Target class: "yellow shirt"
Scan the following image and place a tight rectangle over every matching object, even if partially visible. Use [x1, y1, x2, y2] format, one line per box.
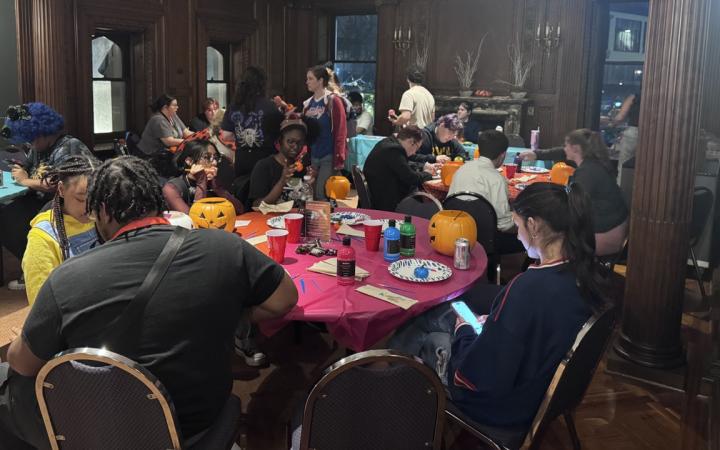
[22, 210, 97, 305]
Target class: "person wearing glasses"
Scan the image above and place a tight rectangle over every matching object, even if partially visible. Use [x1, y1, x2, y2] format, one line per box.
[162, 139, 243, 214]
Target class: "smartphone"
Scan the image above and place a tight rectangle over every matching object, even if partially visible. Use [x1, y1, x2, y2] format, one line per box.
[451, 301, 484, 335]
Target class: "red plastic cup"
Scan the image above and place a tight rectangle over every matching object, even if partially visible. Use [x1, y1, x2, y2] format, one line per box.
[504, 163, 517, 179]
[363, 220, 382, 252]
[284, 213, 303, 243]
[266, 229, 289, 263]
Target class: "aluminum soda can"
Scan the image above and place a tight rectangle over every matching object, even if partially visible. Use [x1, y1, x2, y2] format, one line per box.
[454, 238, 471, 270]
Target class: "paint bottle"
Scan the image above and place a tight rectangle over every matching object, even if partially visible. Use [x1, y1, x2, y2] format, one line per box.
[399, 215, 416, 257]
[383, 219, 401, 262]
[337, 237, 356, 285]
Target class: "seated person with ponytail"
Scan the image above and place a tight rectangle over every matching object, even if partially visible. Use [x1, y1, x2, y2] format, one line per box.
[22, 156, 100, 305]
[162, 139, 243, 215]
[389, 182, 606, 428]
[248, 113, 317, 207]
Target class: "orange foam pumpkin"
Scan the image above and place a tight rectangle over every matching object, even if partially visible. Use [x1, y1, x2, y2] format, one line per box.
[550, 162, 576, 186]
[325, 175, 351, 199]
[441, 161, 464, 187]
[189, 197, 236, 232]
[428, 210, 477, 256]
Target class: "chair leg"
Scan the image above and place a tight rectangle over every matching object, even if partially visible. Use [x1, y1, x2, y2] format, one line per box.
[690, 248, 708, 299]
[564, 412, 581, 450]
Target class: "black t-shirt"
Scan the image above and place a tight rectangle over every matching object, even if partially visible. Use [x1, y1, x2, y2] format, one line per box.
[23, 225, 285, 438]
[410, 125, 468, 164]
[571, 159, 628, 232]
[248, 154, 309, 205]
[221, 97, 280, 176]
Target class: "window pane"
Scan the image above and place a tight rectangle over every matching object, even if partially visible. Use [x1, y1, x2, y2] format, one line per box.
[207, 47, 225, 81]
[93, 81, 126, 133]
[207, 83, 228, 109]
[92, 36, 123, 78]
[334, 15, 377, 62]
[614, 19, 642, 52]
[335, 63, 376, 115]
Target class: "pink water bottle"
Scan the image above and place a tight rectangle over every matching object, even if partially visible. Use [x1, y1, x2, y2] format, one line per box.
[337, 237, 356, 286]
[531, 128, 540, 151]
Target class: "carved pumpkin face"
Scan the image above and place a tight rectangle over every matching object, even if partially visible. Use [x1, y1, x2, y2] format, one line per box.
[428, 210, 477, 256]
[188, 197, 236, 232]
[325, 176, 351, 200]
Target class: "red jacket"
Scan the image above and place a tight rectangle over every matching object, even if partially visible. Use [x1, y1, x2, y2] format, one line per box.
[303, 92, 348, 170]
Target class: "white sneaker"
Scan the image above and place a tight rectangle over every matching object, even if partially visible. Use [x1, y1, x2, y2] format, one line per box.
[7, 277, 25, 290]
[234, 337, 267, 367]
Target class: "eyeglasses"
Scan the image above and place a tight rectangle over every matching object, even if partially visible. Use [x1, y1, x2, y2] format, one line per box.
[199, 154, 221, 163]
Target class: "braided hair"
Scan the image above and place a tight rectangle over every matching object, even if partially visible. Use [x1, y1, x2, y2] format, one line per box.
[42, 156, 100, 261]
[87, 156, 165, 226]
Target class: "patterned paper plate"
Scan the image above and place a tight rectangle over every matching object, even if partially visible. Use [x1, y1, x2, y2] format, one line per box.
[267, 215, 289, 229]
[388, 259, 453, 283]
[522, 166, 550, 174]
[331, 211, 371, 225]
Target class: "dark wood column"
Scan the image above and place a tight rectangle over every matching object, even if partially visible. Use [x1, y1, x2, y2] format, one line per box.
[14, 0, 34, 103]
[31, 0, 70, 120]
[614, 0, 711, 368]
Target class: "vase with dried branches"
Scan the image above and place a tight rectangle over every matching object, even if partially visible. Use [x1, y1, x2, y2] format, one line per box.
[498, 35, 533, 98]
[453, 33, 487, 97]
[414, 31, 431, 71]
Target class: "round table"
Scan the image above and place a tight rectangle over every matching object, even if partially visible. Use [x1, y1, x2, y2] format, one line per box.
[423, 171, 552, 202]
[236, 208, 488, 351]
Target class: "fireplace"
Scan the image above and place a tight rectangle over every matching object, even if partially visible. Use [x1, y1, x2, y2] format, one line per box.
[434, 95, 531, 144]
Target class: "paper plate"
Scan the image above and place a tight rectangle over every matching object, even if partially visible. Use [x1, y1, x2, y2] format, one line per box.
[388, 259, 453, 283]
[267, 215, 288, 229]
[521, 166, 550, 174]
[331, 211, 371, 225]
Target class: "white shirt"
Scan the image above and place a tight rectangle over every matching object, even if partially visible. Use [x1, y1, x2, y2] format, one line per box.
[398, 85, 435, 129]
[448, 157, 514, 231]
[356, 110, 374, 135]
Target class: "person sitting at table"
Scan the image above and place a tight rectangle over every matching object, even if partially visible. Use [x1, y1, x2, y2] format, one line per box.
[189, 97, 219, 132]
[0, 102, 93, 291]
[22, 156, 100, 305]
[448, 130, 524, 254]
[348, 91, 374, 135]
[162, 139, 243, 215]
[564, 129, 628, 256]
[410, 114, 468, 166]
[136, 94, 193, 177]
[389, 182, 605, 429]
[0, 156, 298, 449]
[248, 113, 317, 207]
[363, 125, 435, 212]
[457, 101, 482, 144]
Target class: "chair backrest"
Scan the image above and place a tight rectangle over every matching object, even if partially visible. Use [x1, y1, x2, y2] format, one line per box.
[36, 347, 181, 450]
[690, 187, 714, 245]
[396, 191, 444, 219]
[299, 349, 446, 450]
[351, 164, 373, 209]
[443, 191, 498, 255]
[124, 131, 142, 156]
[524, 307, 618, 448]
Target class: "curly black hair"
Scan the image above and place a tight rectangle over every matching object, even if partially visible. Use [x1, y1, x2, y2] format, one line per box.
[87, 156, 165, 225]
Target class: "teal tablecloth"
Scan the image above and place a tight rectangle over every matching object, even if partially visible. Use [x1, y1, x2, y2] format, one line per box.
[0, 171, 29, 204]
[346, 135, 384, 172]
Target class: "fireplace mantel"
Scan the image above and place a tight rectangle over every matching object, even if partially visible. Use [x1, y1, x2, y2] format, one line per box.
[434, 95, 532, 140]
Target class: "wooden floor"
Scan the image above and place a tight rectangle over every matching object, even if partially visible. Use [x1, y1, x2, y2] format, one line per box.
[1, 237, 714, 450]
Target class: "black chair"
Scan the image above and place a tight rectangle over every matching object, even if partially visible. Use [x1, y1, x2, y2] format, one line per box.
[351, 165, 372, 209]
[124, 131, 142, 156]
[36, 347, 241, 450]
[395, 191, 443, 219]
[690, 187, 714, 299]
[446, 307, 618, 450]
[597, 238, 629, 271]
[293, 349, 446, 450]
[443, 191, 501, 283]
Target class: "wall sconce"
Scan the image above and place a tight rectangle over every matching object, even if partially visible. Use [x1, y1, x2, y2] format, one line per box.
[392, 26, 413, 52]
[535, 22, 560, 53]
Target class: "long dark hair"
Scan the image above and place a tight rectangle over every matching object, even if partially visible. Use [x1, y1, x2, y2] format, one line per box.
[512, 182, 606, 309]
[174, 139, 217, 171]
[231, 66, 267, 114]
[566, 128, 615, 175]
[150, 94, 176, 113]
[42, 156, 100, 261]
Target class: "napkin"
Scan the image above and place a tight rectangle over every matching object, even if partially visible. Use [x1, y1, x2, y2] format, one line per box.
[307, 258, 370, 280]
[254, 200, 294, 215]
[235, 219, 251, 228]
[336, 224, 365, 238]
[246, 235, 268, 246]
[356, 285, 418, 310]
[511, 175, 537, 183]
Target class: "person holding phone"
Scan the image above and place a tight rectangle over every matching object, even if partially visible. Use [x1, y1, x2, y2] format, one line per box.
[389, 182, 608, 428]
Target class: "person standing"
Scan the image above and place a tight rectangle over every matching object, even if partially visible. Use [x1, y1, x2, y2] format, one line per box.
[389, 65, 435, 129]
[303, 65, 348, 200]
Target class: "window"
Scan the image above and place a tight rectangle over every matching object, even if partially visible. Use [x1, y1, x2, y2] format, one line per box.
[614, 18, 642, 53]
[92, 34, 128, 134]
[333, 15, 378, 115]
[207, 45, 228, 108]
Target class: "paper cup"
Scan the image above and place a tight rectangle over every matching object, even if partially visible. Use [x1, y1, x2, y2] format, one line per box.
[363, 220, 383, 252]
[266, 229, 289, 263]
[284, 213, 304, 243]
[504, 163, 517, 179]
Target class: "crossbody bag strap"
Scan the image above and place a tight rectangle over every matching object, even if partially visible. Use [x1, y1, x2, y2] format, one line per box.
[100, 227, 189, 352]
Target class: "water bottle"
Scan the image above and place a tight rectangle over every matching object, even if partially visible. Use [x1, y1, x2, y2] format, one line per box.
[531, 128, 540, 151]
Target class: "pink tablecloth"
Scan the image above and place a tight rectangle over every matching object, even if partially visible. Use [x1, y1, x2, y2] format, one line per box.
[255, 208, 488, 351]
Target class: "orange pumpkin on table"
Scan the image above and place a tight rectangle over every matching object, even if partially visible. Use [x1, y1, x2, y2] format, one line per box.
[189, 197, 236, 232]
[441, 161, 464, 187]
[325, 176, 351, 200]
[550, 162, 576, 186]
[428, 210, 477, 256]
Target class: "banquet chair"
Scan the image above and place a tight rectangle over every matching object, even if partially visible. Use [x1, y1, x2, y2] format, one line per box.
[443, 191, 501, 283]
[395, 191, 443, 219]
[445, 307, 617, 450]
[351, 164, 373, 209]
[690, 187, 714, 300]
[293, 349, 445, 450]
[36, 347, 242, 450]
